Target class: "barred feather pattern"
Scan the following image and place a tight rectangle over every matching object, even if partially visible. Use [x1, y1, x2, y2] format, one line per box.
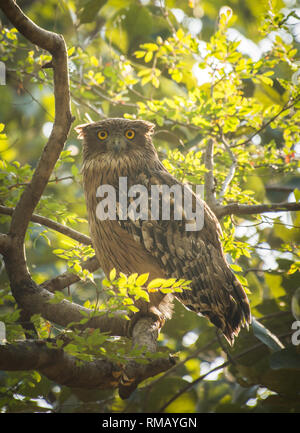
[78, 118, 251, 344]
[118, 170, 251, 344]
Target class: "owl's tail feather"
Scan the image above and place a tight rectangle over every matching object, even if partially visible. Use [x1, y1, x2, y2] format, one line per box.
[208, 273, 251, 345]
[176, 263, 251, 345]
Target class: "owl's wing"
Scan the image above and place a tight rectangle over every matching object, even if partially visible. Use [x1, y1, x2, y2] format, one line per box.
[117, 168, 251, 344]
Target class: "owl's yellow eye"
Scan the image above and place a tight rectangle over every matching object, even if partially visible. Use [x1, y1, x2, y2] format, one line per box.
[125, 129, 135, 140]
[97, 130, 108, 140]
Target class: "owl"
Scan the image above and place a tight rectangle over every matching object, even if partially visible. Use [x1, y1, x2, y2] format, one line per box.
[76, 118, 251, 344]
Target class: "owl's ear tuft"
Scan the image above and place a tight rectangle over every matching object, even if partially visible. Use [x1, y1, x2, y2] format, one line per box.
[143, 121, 155, 135]
[75, 123, 90, 139]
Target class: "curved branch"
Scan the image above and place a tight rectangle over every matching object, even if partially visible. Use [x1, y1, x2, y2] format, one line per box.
[0, 0, 73, 273]
[0, 1, 74, 342]
[42, 256, 100, 292]
[1, 270, 129, 337]
[0, 339, 175, 391]
[0, 340, 122, 389]
[0, 205, 92, 246]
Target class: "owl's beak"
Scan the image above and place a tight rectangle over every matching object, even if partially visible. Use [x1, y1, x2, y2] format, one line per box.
[112, 136, 127, 153]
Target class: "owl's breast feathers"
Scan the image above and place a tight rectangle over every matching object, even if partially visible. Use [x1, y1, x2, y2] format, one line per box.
[82, 155, 251, 344]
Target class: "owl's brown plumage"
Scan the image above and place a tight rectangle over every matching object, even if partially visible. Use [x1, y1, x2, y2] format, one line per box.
[77, 118, 251, 344]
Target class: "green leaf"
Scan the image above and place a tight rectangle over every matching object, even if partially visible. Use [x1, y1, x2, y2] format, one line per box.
[144, 51, 153, 63]
[134, 50, 146, 59]
[128, 273, 138, 285]
[230, 264, 243, 272]
[176, 28, 184, 40]
[147, 278, 166, 289]
[161, 278, 177, 288]
[109, 268, 116, 281]
[136, 273, 149, 286]
[48, 291, 68, 304]
[67, 47, 75, 57]
[294, 188, 300, 203]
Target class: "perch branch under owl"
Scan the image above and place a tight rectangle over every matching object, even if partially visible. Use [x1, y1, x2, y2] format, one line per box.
[0, 0, 299, 402]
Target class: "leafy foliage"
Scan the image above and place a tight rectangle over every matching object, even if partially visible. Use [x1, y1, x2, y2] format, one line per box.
[1, 0, 300, 413]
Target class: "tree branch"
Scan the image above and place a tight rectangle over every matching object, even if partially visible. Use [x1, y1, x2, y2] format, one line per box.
[2, 264, 130, 336]
[204, 138, 218, 210]
[0, 205, 92, 246]
[232, 94, 300, 148]
[216, 201, 300, 218]
[42, 256, 100, 292]
[0, 0, 73, 283]
[0, 338, 175, 392]
[265, 185, 295, 193]
[218, 134, 238, 201]
[0, 340, 122, 389]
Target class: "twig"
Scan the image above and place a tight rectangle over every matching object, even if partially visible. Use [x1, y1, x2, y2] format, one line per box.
[157, 339, 269, 413]
[265, 185, 295, 193]
[158, 359, 230, 412]
[0, 205, 92, 246]
[140, 337, 218, 394]
[204, 138, 218, 210]
[231, 95, 300, 148]
[216, 201, 300, 218]
[42, 255, 99, 292]
[244, 268, 287, 274]
[218, 133, 238, 201]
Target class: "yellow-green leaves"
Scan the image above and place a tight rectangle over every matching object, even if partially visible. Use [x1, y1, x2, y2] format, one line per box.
[137, 67, 161, 88]
[109, 268, 116, 281]
[136, 273, 149, 286]
[52, 243, 95, 283]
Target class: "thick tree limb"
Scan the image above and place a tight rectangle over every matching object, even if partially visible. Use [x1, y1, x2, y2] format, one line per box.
[0, 339, 174, 391]
[0, 340, 122, 389]
[1, 262, 129, 337]
[0, 205, 92, 246]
